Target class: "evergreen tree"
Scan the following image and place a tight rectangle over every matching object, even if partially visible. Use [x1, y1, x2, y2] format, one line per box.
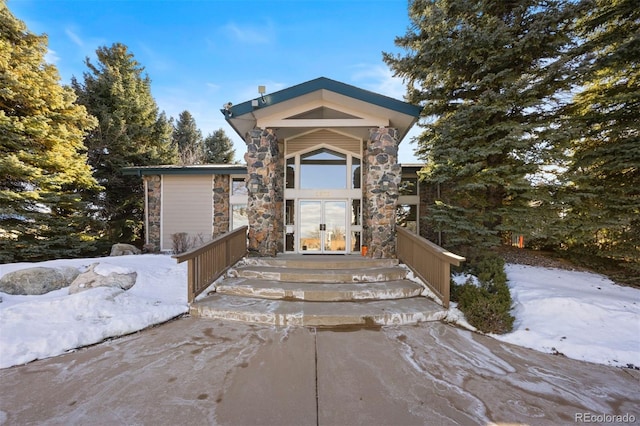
[203, 129, 235, 164]
[0, 2, 100, 262]
[562, 0, 639, 263]
[173, 110, 204, 165]
[384, 0, 577, 251]
[72, 43, 177, 244]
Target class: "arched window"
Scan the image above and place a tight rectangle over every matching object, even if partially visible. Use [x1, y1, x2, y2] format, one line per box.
[300, 148, 347, 189]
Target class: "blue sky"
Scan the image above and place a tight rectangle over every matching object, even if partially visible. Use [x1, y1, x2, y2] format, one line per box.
[9, 0, 421, 162]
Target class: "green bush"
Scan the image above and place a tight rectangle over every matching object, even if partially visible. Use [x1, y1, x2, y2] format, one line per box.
[451, 254, 514, 334]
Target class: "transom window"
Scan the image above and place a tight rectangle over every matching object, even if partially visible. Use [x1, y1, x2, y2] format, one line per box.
[300, 148, 347, 189]
[286, 147, 361, 190]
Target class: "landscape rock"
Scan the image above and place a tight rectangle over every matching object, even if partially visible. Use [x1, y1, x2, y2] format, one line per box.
[0, 266, 80, 295]
[69, 263, 137, 294]
[110, 243, 141, 256]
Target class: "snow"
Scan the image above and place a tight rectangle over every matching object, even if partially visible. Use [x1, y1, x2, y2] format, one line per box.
[1, 255, 638, 370]
[0, 255, 188, 369]
[493, 264, 640, 369]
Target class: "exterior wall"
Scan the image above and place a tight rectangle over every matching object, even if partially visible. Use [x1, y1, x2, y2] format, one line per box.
[144, 175, 162, 252]
[161, 175, 214, 251]
[362, 127, 400, 258]
[213, 175, 230, 237]
[245, 128, 281, 256]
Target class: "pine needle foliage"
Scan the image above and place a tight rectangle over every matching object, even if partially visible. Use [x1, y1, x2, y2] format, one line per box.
[562, 0, 639, 266]
[0, 2, 101, 262]
[173, 110, 204, 165]
[384, 0, 578, 252]
[203, 129, 235, 164]
[72, 43, 177, 244]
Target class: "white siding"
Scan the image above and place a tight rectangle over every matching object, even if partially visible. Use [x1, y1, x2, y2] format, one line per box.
[161, 175, 213, 251]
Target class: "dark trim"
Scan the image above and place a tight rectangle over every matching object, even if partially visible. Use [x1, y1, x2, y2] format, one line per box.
[122, 165, 248, 176]
[223, 77, 422, 119]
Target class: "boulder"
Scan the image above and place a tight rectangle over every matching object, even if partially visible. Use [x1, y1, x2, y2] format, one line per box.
[69, 263, 137, 294]
[110, 243, 141, 256]
[0, 266, 80, 295]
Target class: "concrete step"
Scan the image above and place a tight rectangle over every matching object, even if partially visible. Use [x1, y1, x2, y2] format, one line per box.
[230, 265, 408, 283]
[245, 256, 399, 269]
[216, 278, 424, 302]
[190, 294, 446, 327]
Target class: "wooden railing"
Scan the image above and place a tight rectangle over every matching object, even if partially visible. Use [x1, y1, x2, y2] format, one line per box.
[396, 227, 465, 308]
[173, 226, 248, 303]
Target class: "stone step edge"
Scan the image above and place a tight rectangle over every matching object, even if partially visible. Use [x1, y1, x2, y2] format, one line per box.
[229, 266, 408, 283]
[190, 304, 447, 327]
[215, 279, 424, 302]
[243, 257, 399, 269]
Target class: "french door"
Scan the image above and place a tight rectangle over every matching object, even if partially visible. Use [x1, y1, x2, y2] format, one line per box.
[299, 200, 347, 253]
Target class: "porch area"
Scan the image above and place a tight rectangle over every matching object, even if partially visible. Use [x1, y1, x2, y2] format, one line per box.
[173, 226, 465, 327]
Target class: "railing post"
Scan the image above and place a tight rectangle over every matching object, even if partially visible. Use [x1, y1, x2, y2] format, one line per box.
[441, 263, 450, 308]
[187, 260, 195, 303]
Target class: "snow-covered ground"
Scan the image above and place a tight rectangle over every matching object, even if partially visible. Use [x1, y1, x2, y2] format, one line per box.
[1, 254, 638, 369]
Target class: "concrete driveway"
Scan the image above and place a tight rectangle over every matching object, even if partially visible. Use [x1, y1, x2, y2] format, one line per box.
[0, 317, 638, 425]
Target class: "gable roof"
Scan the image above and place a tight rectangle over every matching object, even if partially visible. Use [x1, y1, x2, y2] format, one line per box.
[222, 77, 421, 142]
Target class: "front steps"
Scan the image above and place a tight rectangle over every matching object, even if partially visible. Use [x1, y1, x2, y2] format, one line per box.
[190, 255, 446, 327]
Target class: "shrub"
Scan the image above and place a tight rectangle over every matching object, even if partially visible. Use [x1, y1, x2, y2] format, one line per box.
[171, 232, 189, 254]
[451, 253, 515, 334]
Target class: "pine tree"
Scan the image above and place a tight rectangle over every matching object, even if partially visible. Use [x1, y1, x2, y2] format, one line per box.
[173, 110, 204, 165]
[203, 129, 235, 164]
[384, 0, 577, 251]
[563, 0, 639, 264]
[0, 2, 101, 262]
[72, 43, 177, 243]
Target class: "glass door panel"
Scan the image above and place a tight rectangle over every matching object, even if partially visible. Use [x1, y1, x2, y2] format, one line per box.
[298, 200, 347, 253]
[299, 201, 322, 252]
[324, 201, 346, 252]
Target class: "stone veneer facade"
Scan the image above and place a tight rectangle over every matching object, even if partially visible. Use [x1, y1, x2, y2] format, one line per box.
[244, 128, 283, 256]
[144, 175, 162, 252]
[362, 127, 401, 258]
[143, 127, 402, 258]
[212, 175, 230, 237]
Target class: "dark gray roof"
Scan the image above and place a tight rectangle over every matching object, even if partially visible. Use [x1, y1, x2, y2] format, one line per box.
[122, 164, 247, 176]
[222, 76, 422, 119]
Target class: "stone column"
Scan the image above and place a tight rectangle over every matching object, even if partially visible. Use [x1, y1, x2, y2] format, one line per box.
[362, 127, 401, 258]
[144, 175, 161, 252]
[244, 128, 280, 256]
[213, 174, 230, 237]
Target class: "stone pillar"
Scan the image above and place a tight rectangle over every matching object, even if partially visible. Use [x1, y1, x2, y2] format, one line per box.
[144, 175, 161, 252]
[213, 174, 230, 237]
[362, 127, 401, 258]
[244, 128, 280, 256]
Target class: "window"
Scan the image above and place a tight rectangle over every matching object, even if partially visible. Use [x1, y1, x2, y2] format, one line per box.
[396, 204, 417, 233]
[232, 204, 248, 229]
[232, 177, 247, 196]
[286, 157, 295, 189]
[300, 148, 347, 189]
[399, 177, 418, 196]
[352, 158, 361, 189]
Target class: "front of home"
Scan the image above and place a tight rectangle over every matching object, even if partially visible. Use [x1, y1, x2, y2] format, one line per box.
[124, 77, 427, 257]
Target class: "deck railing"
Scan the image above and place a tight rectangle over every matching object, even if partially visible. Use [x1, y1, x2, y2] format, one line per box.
[173, 226, 248, 303]
[396, 227, 465, 308]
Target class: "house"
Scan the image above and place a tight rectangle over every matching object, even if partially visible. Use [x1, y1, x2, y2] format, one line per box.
[123, 77, 425, 257]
